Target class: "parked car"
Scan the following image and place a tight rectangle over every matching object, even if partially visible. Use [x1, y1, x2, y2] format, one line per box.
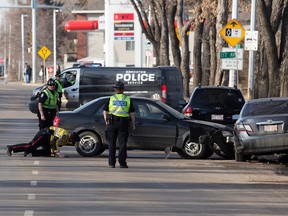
[182, 85, 245, 158]
[234, 97, 288, 162]
[182, 85, 245, 126]
[54, 96, 234, 159]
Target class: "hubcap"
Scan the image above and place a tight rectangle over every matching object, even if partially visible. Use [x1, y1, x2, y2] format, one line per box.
[79, 136, 97, 153]
[185, 142, 202, 156]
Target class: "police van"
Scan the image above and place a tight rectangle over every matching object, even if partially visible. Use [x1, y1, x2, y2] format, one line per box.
[29, 66, 185, 112]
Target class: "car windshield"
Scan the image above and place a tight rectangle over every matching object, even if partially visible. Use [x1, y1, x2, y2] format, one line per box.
[192, 88, 244, 109]
[241, 99, 288, 117]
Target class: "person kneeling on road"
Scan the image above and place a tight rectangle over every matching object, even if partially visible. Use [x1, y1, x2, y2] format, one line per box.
[6, 126, 80, 158]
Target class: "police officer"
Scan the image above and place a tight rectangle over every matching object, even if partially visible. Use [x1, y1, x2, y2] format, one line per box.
[54, 73, 63, 111]
[68, 74, 76, 86]
[103, 81, 135, 168]
[38, 78, 58, 129]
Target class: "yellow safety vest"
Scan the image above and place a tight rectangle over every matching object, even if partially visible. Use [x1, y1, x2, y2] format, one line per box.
[49, 126, 71, 153]
[54, 79, 63, 94]
[43, 89, 58, 109]
[108, 94, 130, 117]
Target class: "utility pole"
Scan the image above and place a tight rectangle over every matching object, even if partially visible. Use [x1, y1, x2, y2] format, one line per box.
[21, 14, 28, 82]
[31, 0, 37, 84]
[53, 9, 61, 73]
[228, 0, 238, 87]
[248, 0, 256, 99]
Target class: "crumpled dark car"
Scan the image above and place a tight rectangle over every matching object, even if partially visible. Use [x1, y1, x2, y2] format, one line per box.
[54, 96, 235, 159]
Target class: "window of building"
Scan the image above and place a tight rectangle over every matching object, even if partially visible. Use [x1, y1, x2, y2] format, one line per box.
[126, 41, 135, 51]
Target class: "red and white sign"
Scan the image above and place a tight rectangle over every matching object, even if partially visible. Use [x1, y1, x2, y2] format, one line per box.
[47, 66, 54, 79]
[114, 13, 134, 20]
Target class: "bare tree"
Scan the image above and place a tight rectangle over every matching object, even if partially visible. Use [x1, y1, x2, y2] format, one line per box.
[255, 0, 288, 97]
[130, 0, 171, 66]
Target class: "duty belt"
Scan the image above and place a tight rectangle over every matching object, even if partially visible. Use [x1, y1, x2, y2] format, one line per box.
[113, 115, 129, 121]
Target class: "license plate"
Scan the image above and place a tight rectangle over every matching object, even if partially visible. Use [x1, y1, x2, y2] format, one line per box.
[264, 125, 278, 132]
[211, 114, 224, 121]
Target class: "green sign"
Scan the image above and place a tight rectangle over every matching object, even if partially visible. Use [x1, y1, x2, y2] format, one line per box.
[220, 51, 236, 59]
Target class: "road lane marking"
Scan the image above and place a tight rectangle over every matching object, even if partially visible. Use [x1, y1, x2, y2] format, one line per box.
[34, 161, 39, 165]
[30, 181, 37, 186]
[27, 194, 36, 200]
[24, 210, 34, 216]
[32, 170, 38, 175]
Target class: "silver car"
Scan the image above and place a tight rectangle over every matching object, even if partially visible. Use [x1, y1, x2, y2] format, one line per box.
[234, 97, 288, 162]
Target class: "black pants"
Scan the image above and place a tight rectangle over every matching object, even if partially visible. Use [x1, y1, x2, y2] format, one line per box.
[57, 93, 62, 111]
[38, 108, 56, 130]
[106, 119, 129, 166]
[10, 131, 51, 157]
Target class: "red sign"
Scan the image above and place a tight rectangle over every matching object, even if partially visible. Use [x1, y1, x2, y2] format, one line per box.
[114, 32, 134, 36]
[114, 13, 134, 21]
[47, 66, 54, 75]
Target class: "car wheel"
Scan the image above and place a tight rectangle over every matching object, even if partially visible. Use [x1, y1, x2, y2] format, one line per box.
[76, 131, 103, 157]
[176, 139, 214, 159]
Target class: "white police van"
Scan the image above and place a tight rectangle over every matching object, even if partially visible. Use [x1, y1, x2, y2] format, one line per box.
[29, 66, 185, 112]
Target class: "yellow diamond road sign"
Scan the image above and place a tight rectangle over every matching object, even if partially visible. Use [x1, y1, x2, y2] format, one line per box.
[219, 19, 245, 47]
[38, 46, 51, 60]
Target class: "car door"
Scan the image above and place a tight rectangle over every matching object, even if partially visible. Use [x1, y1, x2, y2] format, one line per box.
[61, 69, 80, 109]
[131, 100, 177, 150]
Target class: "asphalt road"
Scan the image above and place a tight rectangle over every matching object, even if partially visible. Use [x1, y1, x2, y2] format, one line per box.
[1, 80, 288, 216]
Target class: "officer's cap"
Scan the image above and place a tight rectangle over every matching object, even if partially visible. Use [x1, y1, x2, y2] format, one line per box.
[47, 78, 55, 86]
[114, 81, 125, 89]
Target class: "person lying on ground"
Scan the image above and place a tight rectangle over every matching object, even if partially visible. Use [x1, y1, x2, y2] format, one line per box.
[6, 126, 79, 158]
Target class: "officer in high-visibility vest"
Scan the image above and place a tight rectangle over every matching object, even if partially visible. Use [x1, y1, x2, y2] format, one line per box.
[68, 74, 76, 86]
[38, 78, 58, 129]
[6, 126, 80, 157]
[103, 81, 135, 168]
[54, 73, 63, 111]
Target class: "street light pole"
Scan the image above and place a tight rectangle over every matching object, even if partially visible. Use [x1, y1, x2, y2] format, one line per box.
[53, 9, 56, 74]
[248, 0, 256, 99]
[53, 9, 61, 74]
[229, 0, 238, 87]
[31, 0, 37, 83]
[21, 14, 28, 82]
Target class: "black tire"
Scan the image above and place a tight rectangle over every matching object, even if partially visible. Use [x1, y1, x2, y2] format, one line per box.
[212, 131, 235, 159]
[95, 146, 106, 156]
[211, 142, 235, 159]
[75, 131, 103, 157]
[210, 143, 231, 159]
[176, 139, 214, 159]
